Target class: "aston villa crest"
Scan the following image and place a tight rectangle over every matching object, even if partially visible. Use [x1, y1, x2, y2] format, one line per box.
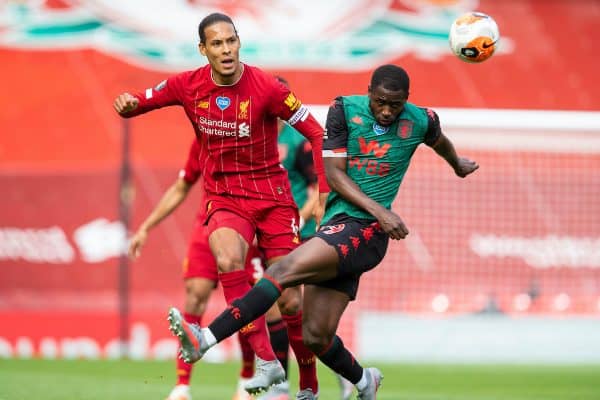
[397, 119, 413, 139]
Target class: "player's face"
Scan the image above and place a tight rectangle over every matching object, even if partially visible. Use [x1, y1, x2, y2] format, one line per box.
[368, 84, 407, 126]
[199, 22, 242, 84]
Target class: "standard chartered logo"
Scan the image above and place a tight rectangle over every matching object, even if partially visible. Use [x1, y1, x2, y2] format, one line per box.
[198, 117, 250, 138]
[238, 122, 250, 138]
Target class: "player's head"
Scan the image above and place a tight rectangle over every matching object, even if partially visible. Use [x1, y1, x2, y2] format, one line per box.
[198, 13, 242, 84]
[368, 65, 410, 126]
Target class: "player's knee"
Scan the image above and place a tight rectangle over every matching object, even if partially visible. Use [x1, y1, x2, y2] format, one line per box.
[277, 290, 301, 315]
[267, 255, 303, 287]
[215, 253, 244, 273]
[184, 293, 208, 315]
[302, 321, 333, 354]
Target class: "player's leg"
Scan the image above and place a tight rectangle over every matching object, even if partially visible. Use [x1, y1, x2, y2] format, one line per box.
[171, 277, 214, 390]
[302, 284, 381, 400]
[256, 304, 291, 400]
[168, 213, 338, 384]
[167, 224, 218, 400]
[266, 304, 289, 379]
[209, 210, 276, 363]
[169, 205, 282, 393]
[258, 204, 319, 397]
[245, 244, 291, 385]
[272, 284, 318, 396]
[189, 237, 338, 357]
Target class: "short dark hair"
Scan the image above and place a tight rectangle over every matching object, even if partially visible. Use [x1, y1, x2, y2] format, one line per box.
[370, 64, 410, 93]
[198, 13, 238, 44]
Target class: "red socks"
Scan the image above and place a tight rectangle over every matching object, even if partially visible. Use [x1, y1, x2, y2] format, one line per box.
[220, 270, 276, 362]
[237, 332, 255, 378]
[282, 311, 318, 393]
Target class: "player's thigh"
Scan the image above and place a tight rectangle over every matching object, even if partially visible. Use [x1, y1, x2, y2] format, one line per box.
[266, 237, 339, 288]
[315, 215, 390, 276]
[208, 211, 254, 272]
[302, 284, 350, 347]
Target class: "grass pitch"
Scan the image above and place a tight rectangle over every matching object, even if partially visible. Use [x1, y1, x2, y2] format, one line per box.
[0, 358, 599, 399]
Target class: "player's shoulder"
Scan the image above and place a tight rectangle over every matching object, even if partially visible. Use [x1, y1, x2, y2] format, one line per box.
[339, 94, 369, 109]
[162, 66, 211, 99]
[244, 64, 283, 89]
[179, 65, 211, 83]
[243, 64, 271, 81]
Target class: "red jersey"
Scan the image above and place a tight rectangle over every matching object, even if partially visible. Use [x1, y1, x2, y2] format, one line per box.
[126, 64, 328, 203]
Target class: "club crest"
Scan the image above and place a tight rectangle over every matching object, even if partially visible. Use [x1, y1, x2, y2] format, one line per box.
[397, 119, 413, 139]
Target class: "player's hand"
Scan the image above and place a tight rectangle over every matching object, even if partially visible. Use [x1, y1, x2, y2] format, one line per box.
[454, 157, 479, 178]
[128, 229, 148, 259]
[375, 208, 409, 240]
[313, 192, 329, 230]
[113, 92, 139, 115]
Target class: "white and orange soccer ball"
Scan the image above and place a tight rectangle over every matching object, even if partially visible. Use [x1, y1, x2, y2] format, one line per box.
[449, 11, 500, 63]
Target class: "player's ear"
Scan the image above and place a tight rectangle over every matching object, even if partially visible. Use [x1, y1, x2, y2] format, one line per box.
[367, 85, 372, 94]
[198, 42, 207, 56]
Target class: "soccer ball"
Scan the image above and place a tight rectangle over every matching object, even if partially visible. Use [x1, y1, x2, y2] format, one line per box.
[449, 11, 499, 63]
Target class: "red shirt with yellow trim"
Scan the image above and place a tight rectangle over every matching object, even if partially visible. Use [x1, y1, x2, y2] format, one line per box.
[124, 63, 328, 204]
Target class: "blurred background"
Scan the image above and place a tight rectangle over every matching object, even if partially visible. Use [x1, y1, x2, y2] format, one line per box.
[1, 0, 599, 398]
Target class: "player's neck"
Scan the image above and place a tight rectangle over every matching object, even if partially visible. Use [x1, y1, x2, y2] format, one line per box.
[211, 63, 244, 86]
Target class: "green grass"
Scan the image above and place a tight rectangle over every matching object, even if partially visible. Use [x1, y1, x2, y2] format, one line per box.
[0, 359, 599, 400]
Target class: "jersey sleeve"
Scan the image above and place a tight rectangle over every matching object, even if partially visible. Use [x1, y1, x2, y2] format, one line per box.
[294, 141, 317, 185]
[179, 140, 202, 185]
[123, 72, 187, 117]
[268, 77, 330, 192]
[423, 108, 442, 146]
[323, 97, 349, 158]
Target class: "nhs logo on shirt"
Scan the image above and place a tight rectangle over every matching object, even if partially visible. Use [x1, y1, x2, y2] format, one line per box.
[372, 123, 389, 135]
[216, 96, 231, 111]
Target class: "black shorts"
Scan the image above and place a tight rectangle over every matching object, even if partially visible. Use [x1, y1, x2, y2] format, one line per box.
[312, 214, 389, 300]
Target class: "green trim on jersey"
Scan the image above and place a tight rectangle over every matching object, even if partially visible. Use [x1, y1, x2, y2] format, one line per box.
[323, 96, 429, 224]
[278, 123, 317, 238]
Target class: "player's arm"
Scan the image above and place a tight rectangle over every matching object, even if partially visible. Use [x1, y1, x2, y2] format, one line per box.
[425, 109, 479, 178]
[129, 176, 193, 258]
[323, 98, 408, 240]
[113, 74, 185, 118]
[294, 141, 319, 227]
[270, 82, 330, 225]
[270, 84, 330, 195]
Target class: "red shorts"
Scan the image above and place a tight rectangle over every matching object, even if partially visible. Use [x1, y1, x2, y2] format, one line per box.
[205, 195, 301, 261]
[183, 220, 264, 284]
